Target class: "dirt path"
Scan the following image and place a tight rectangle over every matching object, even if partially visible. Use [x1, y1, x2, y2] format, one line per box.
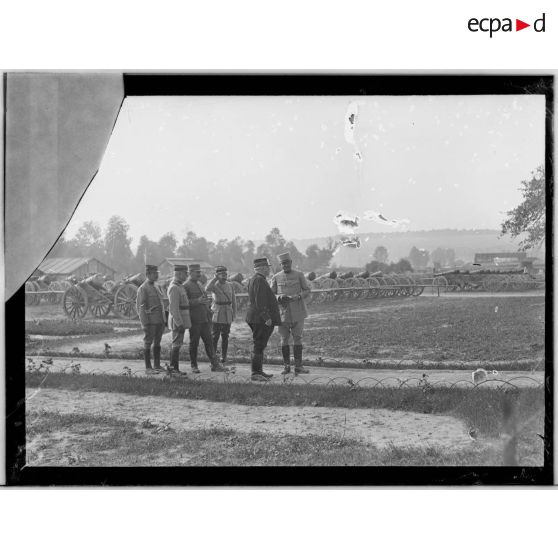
[26, 388, 477, 451]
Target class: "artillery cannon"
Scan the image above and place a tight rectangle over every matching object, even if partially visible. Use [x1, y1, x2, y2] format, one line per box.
[61, 272, 164, 320]
[25, 274, 66, 305]
[430, 268, 542, 292]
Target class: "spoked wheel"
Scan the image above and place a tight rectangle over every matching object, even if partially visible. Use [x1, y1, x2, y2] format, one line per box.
[103, 280, 116, 292]
[113, 283, 139, 319]
[62, 285, 89, 319]
[89, 297, 112, 318]
[411, 285, 425, 296]
[432, 276, 448, 294]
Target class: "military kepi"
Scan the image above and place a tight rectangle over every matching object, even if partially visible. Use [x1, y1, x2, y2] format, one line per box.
[253, 257, 270, 267]
[189, 263, 201, 271]
[278, 252, 291, 262]
[145, 264, 159, 273]
[215, 265, 227, 273]
[173, 264, 189, 272]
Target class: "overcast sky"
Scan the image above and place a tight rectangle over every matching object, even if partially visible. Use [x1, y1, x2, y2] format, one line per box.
[66, 94, 545, 248]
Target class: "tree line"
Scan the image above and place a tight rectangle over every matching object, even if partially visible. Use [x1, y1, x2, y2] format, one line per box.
[46, 221, 338, 275]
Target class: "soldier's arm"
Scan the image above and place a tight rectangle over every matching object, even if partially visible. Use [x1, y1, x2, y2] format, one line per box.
[253, 278, 271, 322]
[270, 275, 278, 295]
[136, 286, 148, 326]
[205, 276, 218, 294]
[231, 285, 237, 317]
[168, 286, 183, 327]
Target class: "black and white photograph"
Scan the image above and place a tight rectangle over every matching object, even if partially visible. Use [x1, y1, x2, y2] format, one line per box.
[4, 73, 552, 484]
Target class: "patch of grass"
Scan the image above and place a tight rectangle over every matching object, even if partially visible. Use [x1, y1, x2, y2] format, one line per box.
[26, 411, 505, 466]
[25, 329, 142, 354]
[25, 320, 117, 336]
[26, 371, 545, 438]
[299, 296, 545, 361]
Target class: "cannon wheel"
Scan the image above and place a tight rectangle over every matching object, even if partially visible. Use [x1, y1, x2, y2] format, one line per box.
[62, 285, 89, 319]
[89, 295, 112, 318]
[103, 280, 116, 292]
[113, 283, 139, 319]
[432, 276, 448, 294]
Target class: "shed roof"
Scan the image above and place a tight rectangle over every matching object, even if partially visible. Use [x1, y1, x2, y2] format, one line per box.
[38, 257, 116, 275]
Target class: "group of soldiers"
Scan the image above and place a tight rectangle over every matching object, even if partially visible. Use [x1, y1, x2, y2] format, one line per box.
[135, 252, 312, 381]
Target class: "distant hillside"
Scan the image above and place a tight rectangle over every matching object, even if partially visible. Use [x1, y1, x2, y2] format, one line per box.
[292, 229, 545, 268]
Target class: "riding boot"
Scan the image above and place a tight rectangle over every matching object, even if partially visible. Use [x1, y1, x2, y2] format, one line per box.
[171, 347, 186, 375]
[258, 352, 273, 379]
[144, 348, 152, 370]
[281, 345, 291, 375]
[189, 347, 200, 373]
[153, 346, 162, 370]
[294, 345, 309, 374]
[250, 352, 259, 374]
[212, 327, 220, 353]
[221, 336, 229, 363]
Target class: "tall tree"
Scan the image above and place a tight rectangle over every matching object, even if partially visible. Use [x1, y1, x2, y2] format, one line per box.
[104, 215, 134, 273]
[501, 165, 545, 249]
[158, 232, 177, 257]
[373, 245, 389, 264]
[176, 231, 215, 261]
[73, 221, 104, 259]
[305, 238, 337, 271]
[390, 258, 413, 273]
[134, 235, 163, 269]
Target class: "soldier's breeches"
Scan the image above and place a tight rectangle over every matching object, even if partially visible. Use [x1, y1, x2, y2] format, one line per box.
[143, 324, 164, 349]
[278, 320, 304, 346]
[249, 323, 274, 353]
[189, 322, 215, 363]
[171, 327, 185, 349]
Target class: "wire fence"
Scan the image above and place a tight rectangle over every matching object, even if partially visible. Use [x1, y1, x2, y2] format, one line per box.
[25, 358, 543, 390]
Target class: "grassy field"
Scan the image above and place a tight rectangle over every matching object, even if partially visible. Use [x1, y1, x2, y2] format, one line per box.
[23, 294, 546, 469]
[299, 295, 545, 361]
[25, 296, 545, 364]
[26, 319, 118, 336]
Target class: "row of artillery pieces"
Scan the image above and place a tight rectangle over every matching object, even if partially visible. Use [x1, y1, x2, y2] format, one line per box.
[25, 268, 545, 320]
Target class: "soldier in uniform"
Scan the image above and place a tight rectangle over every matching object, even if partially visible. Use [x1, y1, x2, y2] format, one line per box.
[166, 264, 191, 374]
[246, 257, 281, 381]
[206, 265, 237, 364]
[184, 263, 226, 373]
[136, 264, 166, 374]
[271, 252, 312, 375]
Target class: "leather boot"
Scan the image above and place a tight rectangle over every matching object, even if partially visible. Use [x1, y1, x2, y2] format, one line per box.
[258, 352, 273, 379]
[250, 352, 271, 381]
[294, 345, 309, 374]
[144, 348, 152, 370]
[221, 336, 229, 363]
[251, 353, 260, 375]
[153, 346, 162, 370]
[171, 347, 187, 375]
[281, 345, 291, 375]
